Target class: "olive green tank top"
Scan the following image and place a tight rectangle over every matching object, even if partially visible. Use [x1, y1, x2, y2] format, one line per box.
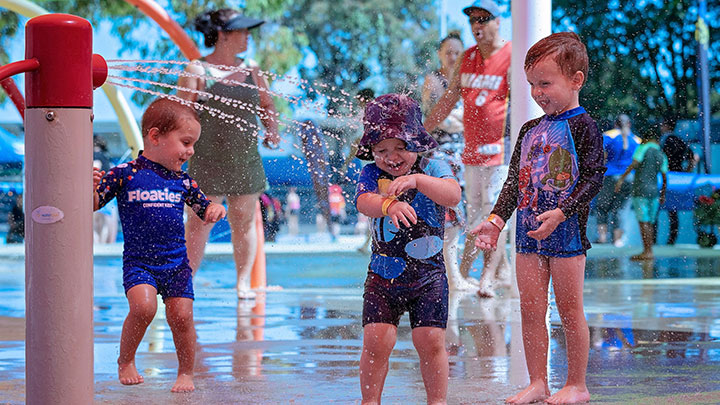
[188, 65, 266, 196]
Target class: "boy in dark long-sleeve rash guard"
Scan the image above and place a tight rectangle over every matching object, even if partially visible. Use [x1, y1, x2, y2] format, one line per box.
[472, 33, 606, 404]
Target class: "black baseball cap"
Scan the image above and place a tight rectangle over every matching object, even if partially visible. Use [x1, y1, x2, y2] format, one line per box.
[222, 14, 264, 31]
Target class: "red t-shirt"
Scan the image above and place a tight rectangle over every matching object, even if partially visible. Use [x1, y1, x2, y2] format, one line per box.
[459, 42, 511, 166]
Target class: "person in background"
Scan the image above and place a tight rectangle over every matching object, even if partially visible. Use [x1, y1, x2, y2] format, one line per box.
[659, 116, 698, 245]
[328, 183, 346, 238]
[422, 31, 473, 291]
[6, 193, 24, 244]
[341, 88, 376, 178]
[424, 0, 512, 298]
[178, 8, 280, 300]
[615, 126, 668, 260]
[259, 192, 283, 242]
[297, 119, 333, 235]
[93, 134, 119, 244]
[422, 31, 464, 146]
[285, 186, 300, 236]
[594, 114, 640, 246]
[345, 88, 376, 252]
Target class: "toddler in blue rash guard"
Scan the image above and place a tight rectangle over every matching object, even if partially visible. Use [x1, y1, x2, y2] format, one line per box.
[93, 97, 226, 393]
[355, 93, 462, 404]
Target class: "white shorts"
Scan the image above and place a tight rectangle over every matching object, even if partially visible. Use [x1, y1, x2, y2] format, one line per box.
[463, 164, 509, 229]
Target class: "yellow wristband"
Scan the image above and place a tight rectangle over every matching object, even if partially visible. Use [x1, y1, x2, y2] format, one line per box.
[487, 214, 505, 231]
[381, 198, 397, 216]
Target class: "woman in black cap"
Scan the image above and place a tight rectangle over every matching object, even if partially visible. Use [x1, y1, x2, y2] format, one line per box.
[178, 9, 279, 300]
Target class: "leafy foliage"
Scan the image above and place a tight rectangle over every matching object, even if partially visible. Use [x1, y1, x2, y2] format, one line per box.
[0, 10, 20, 104]
[280, 0, 438, 112]
[553, 0, 720, 128]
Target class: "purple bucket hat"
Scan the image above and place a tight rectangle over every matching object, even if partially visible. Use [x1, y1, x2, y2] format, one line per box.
[357, 93, 438, 161]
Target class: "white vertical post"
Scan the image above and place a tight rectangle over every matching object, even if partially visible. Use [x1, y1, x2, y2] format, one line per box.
[25, 108, 94, 404]
[508, 0, 552, 388]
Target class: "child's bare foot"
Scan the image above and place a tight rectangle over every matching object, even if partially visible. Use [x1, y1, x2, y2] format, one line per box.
[118, 361, 144, 385]
[546, 385, 590, 404]
[505, 381, 550, 404]
[171, 373, 195, 393]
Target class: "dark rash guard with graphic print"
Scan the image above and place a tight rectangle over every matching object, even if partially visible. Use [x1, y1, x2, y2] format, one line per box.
[490, 107, 606, 256]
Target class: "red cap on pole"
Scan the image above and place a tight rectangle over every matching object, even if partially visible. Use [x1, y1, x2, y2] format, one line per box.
[25, 14, 94, 108]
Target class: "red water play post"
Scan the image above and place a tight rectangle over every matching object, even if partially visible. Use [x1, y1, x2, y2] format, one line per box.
[19, 13, 106, 405]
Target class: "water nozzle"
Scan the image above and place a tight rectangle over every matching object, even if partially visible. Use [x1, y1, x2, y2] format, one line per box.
[92, 54, 108, 90]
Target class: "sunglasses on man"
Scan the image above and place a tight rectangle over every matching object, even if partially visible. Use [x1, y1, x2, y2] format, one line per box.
[468, 15, 496, 25]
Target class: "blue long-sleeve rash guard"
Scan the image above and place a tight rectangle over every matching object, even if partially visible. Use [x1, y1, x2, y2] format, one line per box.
[96, 155, 211, 267]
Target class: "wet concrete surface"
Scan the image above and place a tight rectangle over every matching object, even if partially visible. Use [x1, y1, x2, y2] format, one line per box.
[1, 244, 720, 404]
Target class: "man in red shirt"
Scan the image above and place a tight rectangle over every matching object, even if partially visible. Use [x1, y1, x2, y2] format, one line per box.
[424, 0, 511, 297]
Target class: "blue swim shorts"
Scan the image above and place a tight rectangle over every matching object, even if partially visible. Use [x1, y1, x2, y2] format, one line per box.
[362, 271, 448, 329]
[632, 197, 660, 223]
[122, 259, 194, 301]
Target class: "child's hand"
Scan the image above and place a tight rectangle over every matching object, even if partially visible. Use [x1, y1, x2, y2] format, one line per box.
[203, 202, 227, 224]
[387, 201, 417, 228]
[470, 221, 500, 250]
[93, 167, 105, 189]
[526, 208, 566, 241]
[386, 174, 417, 197]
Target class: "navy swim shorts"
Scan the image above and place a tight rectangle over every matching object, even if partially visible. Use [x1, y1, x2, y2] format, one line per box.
[122, 259, 194, 301]
[362, 271, 448, 329]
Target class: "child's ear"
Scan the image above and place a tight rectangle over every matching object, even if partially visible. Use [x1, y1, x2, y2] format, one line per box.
[147, 127, 162, 145]
[572, 71, 585, 90]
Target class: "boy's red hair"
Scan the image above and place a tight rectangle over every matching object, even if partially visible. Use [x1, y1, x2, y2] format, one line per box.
[141, 97, 199, 138]
[525, 32, 589, 85]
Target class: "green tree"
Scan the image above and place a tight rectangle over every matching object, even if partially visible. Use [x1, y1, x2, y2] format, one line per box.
[281, 0, 438, 112]
[553, 0, 720, 127]
[0, 10, 20, 105]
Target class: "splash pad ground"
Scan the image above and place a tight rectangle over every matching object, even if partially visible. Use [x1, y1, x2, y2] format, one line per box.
[1, 241, 720, 403]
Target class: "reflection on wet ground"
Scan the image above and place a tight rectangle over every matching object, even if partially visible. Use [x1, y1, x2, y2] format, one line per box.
[1, 247, 720, 403]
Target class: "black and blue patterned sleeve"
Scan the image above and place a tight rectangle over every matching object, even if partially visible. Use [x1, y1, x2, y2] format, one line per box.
[96, 165, 125, 209]
[558, 114, 606, 217]
[182, 174, 211, 220]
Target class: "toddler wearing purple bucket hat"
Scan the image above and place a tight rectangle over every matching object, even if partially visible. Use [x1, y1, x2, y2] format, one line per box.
[357, 93, 439, 160]
[354, 93, 462, 403]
